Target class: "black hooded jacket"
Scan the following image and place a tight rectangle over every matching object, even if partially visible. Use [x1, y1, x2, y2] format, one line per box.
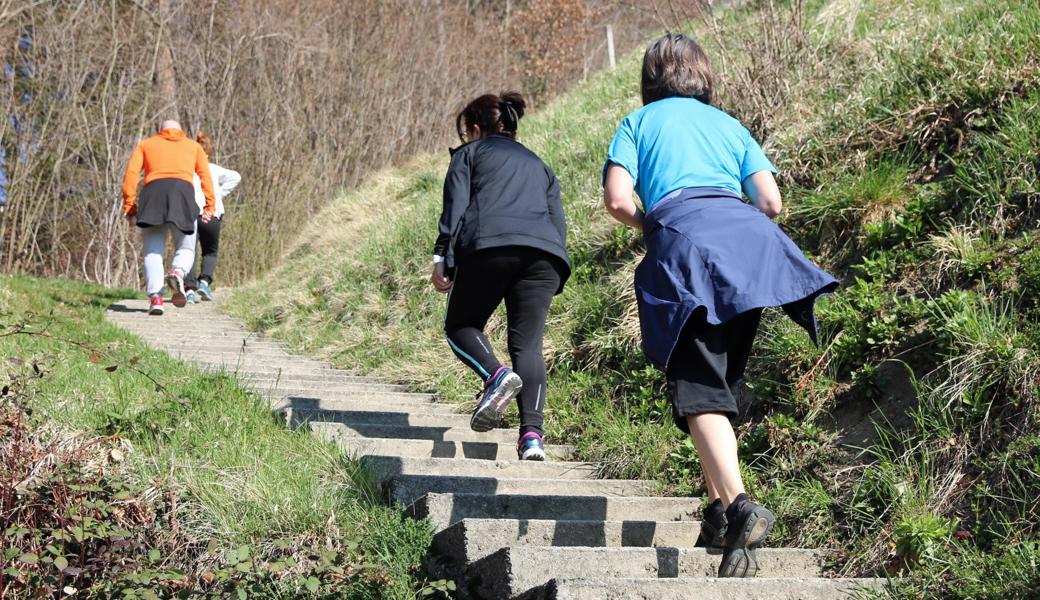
[434, 135, 570, 292]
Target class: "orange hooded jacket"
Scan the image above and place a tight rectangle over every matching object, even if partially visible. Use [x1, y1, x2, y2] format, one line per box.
[122, 128, 216, 216]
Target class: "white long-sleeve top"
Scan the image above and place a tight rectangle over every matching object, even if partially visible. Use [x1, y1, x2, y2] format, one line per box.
[193, 163, 241, 218]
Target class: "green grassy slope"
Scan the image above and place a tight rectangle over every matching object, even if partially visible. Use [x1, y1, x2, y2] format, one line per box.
[0, 276, 436, 598]
[228, 1, 1040, 597]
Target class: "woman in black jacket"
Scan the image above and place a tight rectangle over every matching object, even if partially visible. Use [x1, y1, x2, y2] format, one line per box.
[431, 91, 570, 461]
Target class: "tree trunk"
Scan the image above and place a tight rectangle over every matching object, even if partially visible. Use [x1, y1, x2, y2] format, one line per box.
[155, 0, 178, 119]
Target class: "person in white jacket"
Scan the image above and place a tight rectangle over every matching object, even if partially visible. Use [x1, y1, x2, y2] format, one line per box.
[184, 132, 241, 302]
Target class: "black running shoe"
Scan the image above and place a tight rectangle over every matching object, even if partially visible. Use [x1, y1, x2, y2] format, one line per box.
[718, 493, 775, 578]
[696, 498, 726, 549]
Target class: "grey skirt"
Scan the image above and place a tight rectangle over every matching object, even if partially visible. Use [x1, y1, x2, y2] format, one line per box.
[136, 178, 198, 234]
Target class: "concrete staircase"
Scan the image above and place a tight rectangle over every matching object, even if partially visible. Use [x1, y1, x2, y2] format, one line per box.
[106, 298, 879, 599]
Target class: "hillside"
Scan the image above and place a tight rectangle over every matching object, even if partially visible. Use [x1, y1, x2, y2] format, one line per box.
[227, 1, 1040, 597]
[0, 276, 436, 598]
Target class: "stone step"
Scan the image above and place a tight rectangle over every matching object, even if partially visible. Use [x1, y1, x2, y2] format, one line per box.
[133, 337, 286, 350]
[263, 386, 439, 402]
[275, 393, 440, 409]
[276, 398, 455, 417]
[243, 381, 410, 396]
[314, 426, 574, 460]
[237, 371, 397, 386]
[117, 328, 280, 344]
[161, 351, 325, 366]
[468, 546, 830, 599]
[434, 518, 700, 565]
[539, 577, 881, 600]
[362, 455, 597, 483]
[143, 340, 292, 352]
[386, 475, 654, 507]
[114, 322, 267, 336]
[409, 493, 700, 532]
[281, 407, 471, 430]
[307, 421, 517, 444]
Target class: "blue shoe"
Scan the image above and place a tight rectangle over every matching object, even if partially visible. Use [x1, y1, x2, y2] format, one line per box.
[185, 290, 198, 304]
[470, 366, 522, 432]
[517, 432, 546, 461]
[197, 280, 215, 301]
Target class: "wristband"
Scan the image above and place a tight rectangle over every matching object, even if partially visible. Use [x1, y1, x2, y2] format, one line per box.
[431, 255, 445, 264]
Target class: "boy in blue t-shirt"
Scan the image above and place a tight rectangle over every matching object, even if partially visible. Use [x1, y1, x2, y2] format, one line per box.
[602, 33, 838, 578]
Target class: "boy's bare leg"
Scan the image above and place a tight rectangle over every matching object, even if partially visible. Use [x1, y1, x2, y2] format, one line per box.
[686, 413, 745, 507]
[703, 466, 720, 502]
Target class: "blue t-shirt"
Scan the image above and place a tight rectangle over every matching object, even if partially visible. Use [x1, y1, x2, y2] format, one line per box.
[604, 97, 776, 213]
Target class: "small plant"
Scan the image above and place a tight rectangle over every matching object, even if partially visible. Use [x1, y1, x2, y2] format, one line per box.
[893, 512, 957, 568]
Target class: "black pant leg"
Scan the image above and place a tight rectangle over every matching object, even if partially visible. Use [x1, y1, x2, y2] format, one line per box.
[503, 251, 562, 436]
[444, 250, 514, 381]
[197, 217, 221, 285]
[183, 217, 204, 290]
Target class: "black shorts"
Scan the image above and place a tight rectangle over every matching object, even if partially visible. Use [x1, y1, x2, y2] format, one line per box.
[666, 308, 762, 433]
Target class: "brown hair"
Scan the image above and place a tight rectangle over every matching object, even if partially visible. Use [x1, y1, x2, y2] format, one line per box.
[641, 34, 714, 106]
[196, 132, 214, 158]
[455, 91, 526, 143]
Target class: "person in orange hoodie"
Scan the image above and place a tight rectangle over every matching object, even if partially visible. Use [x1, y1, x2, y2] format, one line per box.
[122, 120, 216, 315]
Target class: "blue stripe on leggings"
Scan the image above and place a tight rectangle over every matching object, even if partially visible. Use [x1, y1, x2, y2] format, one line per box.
[444, 266, 491, 379]
[447, 336, 490, 379]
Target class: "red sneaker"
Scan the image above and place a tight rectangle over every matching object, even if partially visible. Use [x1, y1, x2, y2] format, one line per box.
[149, 294, 165, 316]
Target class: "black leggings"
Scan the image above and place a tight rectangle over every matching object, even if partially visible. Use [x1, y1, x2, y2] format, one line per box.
[444, 246, 563, 437]
[185, 216, 221, 290]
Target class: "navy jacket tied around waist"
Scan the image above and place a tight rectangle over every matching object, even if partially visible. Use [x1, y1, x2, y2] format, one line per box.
[635, 187, 839, 370]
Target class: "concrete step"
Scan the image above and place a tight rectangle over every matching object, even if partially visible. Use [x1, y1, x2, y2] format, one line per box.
[362, 455, 597, 483]
[386, 475, 653, 507]
[278, 393, 441, 409]
[117, 327, 279, 343]
[263, 386, 439, 402]
[277, 398, 454, 418]
[315, 427, 574, 460]
[242, 380, 410, 396]
[114, 322, 266, 336]
[306, 421, 517, 444]
[540, 577, 881, 600]
[147, 343, 294, 354]
[131, 337, 286, 350]
[281, 407, 471, 430]
[237, 371, 397, 386]
[434, 518, 700, 564]
[468, 546, 830, 599]
[162, 352, 325, 366]
[409, 493, 700, 532]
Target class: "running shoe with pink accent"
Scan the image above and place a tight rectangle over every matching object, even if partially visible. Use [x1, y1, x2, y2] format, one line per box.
[470, 366, 522, 432]
[517, 432, 546, 461]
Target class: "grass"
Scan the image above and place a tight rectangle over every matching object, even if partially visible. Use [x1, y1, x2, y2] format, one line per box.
[0, 275, 436, 599]
[226, 0, 1040, 597]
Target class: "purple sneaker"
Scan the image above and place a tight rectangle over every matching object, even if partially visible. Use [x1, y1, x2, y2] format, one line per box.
[517, 432, 546, 461]
[470, 366, 522, 432]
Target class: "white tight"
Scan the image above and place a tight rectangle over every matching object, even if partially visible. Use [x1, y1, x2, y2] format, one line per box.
[141, 223, 197, 296]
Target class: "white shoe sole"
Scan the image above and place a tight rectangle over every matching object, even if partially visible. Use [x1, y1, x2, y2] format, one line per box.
[470, 372, 522, 432]
[519, 448, 546, 461]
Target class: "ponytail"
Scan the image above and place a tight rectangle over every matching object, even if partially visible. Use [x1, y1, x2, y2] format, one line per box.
[456, 91, 527, 143]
